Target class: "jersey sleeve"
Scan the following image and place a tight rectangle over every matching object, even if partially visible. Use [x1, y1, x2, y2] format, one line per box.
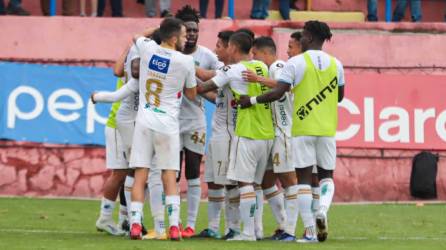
[272, 62, 285, 81]
[135, 37, 157, 56]
[335, 58, 345, 87]
[185, 58, 197, 89]
[211, 66, 232, 88]
[94, 82, 135, 103]
[128, 44, 140, 62]
[278, 61, 296, 85]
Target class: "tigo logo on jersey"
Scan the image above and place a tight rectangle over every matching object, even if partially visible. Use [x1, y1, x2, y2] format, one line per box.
[149, 55, 170, 74]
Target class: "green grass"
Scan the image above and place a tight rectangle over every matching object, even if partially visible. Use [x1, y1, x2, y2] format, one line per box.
[0, 197, 445, 250]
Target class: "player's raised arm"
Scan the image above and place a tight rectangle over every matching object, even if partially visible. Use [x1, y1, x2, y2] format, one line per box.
[132, 27, 157, 44]
[195, 67, 216, 82]
[91, 78, 138, 104]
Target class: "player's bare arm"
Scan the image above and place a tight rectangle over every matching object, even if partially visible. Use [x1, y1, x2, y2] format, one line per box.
[200, 90, 217, 104]
[113, 43, 131, 77]
[184, 86, 197, 101]
[197, 79, 219, 94]
[338, 85, 344, 102]
[242, 70, 277, 88]
[132, 27, 157, 43]
[195, 67, 217, 82]
[237, 81, 290, 108]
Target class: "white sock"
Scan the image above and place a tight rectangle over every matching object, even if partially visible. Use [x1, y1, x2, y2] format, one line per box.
[149, 182, 165, 235]
[165, 195, 180, 228]
[264, 185, 286, 230]
[239, 185, 256, 238]
[186, 178, 201, 229]
[297, 185, 316, 233]
[208, 188, 225, 232]
[254, 186, 264, 237]
[130, 201, 143, 225]
[118, 204, 128, 225]
[99, 197, 115, 220]
[284, 185, 299, 236]
[319, 178, 335, 214]
[224, 193, 230, 234]
[227, 187, 241, 232]
[311, 186, 320, 213]
[124, 176, 134, 218]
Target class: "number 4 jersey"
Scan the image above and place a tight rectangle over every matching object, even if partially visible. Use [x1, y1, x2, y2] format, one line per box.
[135, 37, 197, 134]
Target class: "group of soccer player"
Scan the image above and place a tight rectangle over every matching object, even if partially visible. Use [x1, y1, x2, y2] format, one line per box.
[90, 4, 345, 243]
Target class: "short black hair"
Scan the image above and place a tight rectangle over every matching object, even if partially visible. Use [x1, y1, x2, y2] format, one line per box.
[229, 32, 253, 54]
[175, 5, 200, 23]
[159, 17, 184, 42]
[151, 28, 162, 45]
[217, 30, 235, 46]
[235, 28, 255, 40]
[252, 36, 276, 54]
[303, 20, 332, 42]
[290, 31, 302, 42]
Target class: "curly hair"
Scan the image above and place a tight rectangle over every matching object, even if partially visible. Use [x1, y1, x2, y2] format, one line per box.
[175, 5, 200, 23]
[303, 20, 332, 42]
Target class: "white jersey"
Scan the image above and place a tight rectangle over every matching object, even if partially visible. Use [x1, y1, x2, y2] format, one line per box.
[135, 37, 197, 134]
[212, 60, 269, 96]
[117, 44, 140, 123]
[179, 45, 221, 131]
[269, 60, 293, 137]
[212, 85, 237, 138]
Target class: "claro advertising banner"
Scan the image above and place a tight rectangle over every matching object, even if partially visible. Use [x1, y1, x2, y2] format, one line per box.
[337, 73, 446, 150]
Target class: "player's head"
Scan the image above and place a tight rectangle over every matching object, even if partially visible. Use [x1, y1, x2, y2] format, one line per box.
[159, 17, 186, 51]
[251, 36, 276, 63]
[287, 31, 302, 58]
[215, 30, 235, 63]
[151, 28, 162, 45]
[235, 28, 255, 41]
[175, 5, 200, 49]
[228, 32, 253, 56]
[300, 20, 332, 52]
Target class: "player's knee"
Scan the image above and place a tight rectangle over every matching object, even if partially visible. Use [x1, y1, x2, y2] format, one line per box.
[317, 167, 333, 180]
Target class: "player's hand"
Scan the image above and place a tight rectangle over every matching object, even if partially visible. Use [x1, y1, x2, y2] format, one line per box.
[237, 95, 252, 109]
[90, 93, 96, 104]
[242, 70, 259, 83]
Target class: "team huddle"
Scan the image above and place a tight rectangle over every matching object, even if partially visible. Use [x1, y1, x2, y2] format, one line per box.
[91, 5, 345, 243]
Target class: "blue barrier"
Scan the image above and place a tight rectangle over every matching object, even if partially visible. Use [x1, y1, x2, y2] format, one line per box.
[385, 0, 392, 22]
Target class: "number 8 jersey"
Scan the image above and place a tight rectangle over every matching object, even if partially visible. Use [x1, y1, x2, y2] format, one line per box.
[135, 37, 197, 134]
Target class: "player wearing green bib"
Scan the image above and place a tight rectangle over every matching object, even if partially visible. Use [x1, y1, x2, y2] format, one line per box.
[197, 32, 274, 241]
[238, 21, 345, 243]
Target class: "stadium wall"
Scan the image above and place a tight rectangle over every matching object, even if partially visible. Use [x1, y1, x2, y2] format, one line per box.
[1, 17, 446, 201]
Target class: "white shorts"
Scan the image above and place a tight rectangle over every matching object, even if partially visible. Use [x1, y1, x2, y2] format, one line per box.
[292, 136, 336, 170]
[204, 136, 236, 185]
[105, 126, 126, 169]
[117, 120, 135, 166]
[227, 136, 273, 185]
[180, 128, 206, 155]
[266, 134, 294, 174]
[129, 121, 180, 171]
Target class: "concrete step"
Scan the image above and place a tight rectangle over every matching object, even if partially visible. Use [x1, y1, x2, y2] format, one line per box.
[267, 10, 365, 23]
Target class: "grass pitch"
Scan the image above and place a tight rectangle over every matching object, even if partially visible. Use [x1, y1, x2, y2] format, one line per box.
[0, 197, 445, 250]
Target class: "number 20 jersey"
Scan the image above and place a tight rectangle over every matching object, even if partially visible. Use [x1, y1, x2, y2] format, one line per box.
[135, 38, 197, 134]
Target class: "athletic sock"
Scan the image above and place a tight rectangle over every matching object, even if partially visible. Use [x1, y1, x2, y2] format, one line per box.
[186, 178, 201, 229]
[319, 178, 335, 214]
[254, 186, 264, 238]
[165, 195, 180, 228]
[239, 185, 256, 237]
[124, 176, 134, 218]
[227, 187, 241, 232]
[118, 204, 128, 225]
[297, 185, 316, 234]
[99, 197, 115, 221]
[149, 181, 165, 235]
[264, 185, 286, 230]
[311, 186, 320, 213]
[207, 188, 225, 232]
[284, 185, 299, 236]
[129, 201, 143, 226]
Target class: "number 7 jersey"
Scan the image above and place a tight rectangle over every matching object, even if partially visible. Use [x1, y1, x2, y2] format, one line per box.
[135, 37, 197, 134]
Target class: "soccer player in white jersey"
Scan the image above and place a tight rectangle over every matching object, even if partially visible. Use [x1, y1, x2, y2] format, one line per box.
[243, 36, 300, 241]
[174, 5, 222, 238]
[197, 32, 274, 241]
[194, 30, 241, 239]
[238, 21, 345, 243]
[130, 17, 197, 241]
